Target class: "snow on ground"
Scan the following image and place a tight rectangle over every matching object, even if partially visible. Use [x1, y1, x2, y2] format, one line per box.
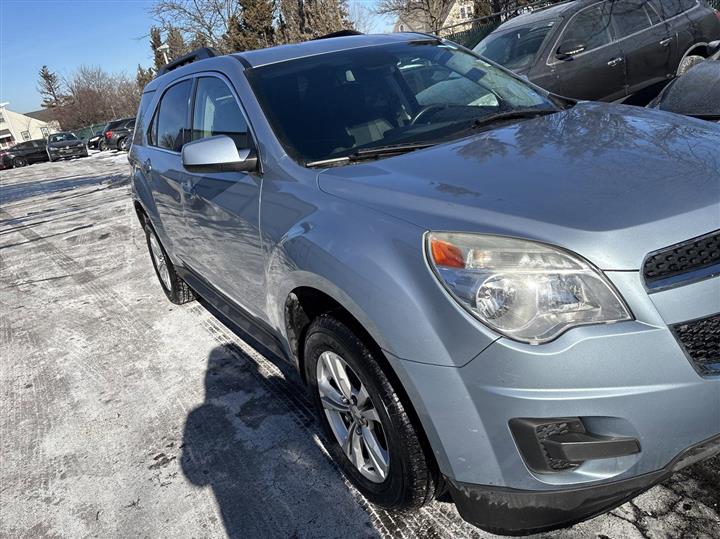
[1, 151, 718, 538]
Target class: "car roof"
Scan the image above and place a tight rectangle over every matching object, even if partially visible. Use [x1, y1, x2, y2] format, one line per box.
[493, 1, 581, 31]
[234, 33, 433, 68]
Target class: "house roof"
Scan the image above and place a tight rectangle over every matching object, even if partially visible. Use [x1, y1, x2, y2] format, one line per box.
[24, 108, 60, 123]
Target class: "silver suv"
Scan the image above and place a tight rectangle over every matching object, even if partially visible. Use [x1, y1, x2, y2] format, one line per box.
[129, 35, 720, 535]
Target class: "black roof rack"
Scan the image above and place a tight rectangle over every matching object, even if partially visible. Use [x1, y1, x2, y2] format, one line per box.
[312, 30, 364, 40]
[157, 47, 220, 77]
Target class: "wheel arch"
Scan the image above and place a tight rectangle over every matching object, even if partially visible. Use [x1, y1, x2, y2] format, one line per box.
[284, 283, 443, 490]
[681, 42, 711, 61]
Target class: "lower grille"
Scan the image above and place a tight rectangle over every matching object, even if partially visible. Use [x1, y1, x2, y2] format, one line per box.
[672, 313, 720, 376]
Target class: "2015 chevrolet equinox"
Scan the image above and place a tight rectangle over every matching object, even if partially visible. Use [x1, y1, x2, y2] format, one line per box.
[129, 34, 720, 535]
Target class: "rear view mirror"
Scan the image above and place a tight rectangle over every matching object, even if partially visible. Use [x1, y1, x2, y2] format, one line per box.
[181, 135, 257, 173]
[556, 40, 587, 60]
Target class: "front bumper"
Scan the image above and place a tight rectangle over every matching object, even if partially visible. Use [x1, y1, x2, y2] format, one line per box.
[50, 146, 87, 158]
[385, 271, 719, 533]
[447, 433, 720, 536]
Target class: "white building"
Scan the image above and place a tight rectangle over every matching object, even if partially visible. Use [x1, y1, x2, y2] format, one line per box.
[393, 0, 476, 34]
[0, 103, 58, 149]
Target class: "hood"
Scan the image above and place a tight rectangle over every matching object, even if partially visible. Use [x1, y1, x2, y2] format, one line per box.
[49, 140, 84, 148]
[318, 102, 720, 270]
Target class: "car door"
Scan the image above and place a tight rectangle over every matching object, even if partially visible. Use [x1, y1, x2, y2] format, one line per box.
[29, 140, 47, 162]
[537, 1, 627, 101]
[180, 74, 266, 319]
[146, 78, 194, 258]
[611, 0, 675, 93]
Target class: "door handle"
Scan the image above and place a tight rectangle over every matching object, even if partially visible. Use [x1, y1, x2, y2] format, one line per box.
[659, 37, 673, 47]
[141, 159, 152, 174]
[607, 57, 624, 67]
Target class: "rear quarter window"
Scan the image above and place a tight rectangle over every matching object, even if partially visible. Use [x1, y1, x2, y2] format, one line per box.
[133, 92, 155, 146]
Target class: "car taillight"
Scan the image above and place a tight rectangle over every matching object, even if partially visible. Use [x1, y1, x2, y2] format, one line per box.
[105, 131, 113, 139]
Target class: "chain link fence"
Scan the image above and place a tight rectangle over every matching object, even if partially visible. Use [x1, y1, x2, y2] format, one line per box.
[439, 0, 564, 48]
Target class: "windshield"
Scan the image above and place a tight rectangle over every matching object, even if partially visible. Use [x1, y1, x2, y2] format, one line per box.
[247, 40, 556, 165]
[474, 19, 557, 71]
[48, 133, 78, 143]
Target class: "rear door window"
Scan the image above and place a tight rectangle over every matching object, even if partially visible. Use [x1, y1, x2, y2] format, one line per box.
[560, 3, 613, 51]
[191, 77, 253, 150]
[611, 0, 653, 38]
[152, 80, 192, 152]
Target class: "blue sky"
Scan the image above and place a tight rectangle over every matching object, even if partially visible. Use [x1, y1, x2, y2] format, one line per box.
[0, 0, 393, 114]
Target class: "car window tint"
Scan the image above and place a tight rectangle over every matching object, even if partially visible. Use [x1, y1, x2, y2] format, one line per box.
[192, 77, 252, 150]
[155, 80, 192, 152]
[611, 0, 652, 38]
[561, 4, 612, 51]
[653, 0, 695, 17]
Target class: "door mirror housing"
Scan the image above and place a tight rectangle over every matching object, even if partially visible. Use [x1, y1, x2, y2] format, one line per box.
[556, 40, 587, 60]
[181, 135, 258, 173]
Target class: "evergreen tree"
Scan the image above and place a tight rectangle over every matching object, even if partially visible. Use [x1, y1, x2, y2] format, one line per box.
[223, 0, 276, 52]
[150, 27, 165, 70]
[37, 65, 65, 108]
[136, 65, 155, 90]
[167, 27, 188, 59]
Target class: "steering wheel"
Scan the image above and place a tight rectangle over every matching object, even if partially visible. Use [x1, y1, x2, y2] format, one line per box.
[410, 104, 447, 125]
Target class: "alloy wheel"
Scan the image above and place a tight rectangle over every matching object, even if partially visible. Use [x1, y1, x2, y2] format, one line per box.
[148, 233, 171, 290]
[316, 350, 390, 483]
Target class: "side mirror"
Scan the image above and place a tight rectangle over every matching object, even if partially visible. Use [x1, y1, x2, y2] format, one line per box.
[556, 40, 587, 60]
[181, 135, 257, 173]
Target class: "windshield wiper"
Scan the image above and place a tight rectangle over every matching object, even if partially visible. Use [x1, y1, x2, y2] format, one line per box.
[306, 142, 435, 167]
[468, 108, 557, 129]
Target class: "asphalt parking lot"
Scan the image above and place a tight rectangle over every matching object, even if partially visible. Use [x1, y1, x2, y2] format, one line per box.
[1, 152, 718, 538]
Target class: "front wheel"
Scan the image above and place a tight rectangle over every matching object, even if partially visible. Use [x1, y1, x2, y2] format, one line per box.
[12, 156, 28, 167]
[143, 223, 195, 304]
[305, 315, 437, 509]
[99, 139, 108, 151]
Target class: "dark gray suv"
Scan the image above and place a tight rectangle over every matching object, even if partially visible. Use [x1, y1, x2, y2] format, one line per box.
[474, 0, 720, 101]
[129, 35, 720, 535]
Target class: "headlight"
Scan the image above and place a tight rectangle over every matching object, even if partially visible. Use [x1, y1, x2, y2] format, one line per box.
[426, 232, 632, 344]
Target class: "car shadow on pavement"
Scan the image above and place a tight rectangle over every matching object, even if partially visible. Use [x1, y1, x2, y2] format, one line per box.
[179, 344, 380, 539]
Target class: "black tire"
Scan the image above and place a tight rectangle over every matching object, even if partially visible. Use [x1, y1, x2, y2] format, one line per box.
[119, 137, 130, 152]
[143, 222, 195, 304]
[99, 139, 108, 151]
[12, 156, 28, 167]
[304, 315, 437, 510]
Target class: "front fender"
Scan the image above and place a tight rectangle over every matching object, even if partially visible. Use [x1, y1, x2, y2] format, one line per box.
[263, 197, 497, 368]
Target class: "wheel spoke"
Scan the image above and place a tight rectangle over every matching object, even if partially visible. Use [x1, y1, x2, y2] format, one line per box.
[342, 420, 358, 458]
[318, 379, 350, 413]
[323, 352, 353, 400]
[362, 426, 389, 479]
[354, 384, 370, 409]
[359, 406, 380, 424]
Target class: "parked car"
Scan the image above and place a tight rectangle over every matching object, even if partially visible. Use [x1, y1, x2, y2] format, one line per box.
[648, 59, 720, 120]
[0, 139, 49, 169]
[105, 118, 135, 151]
[86, 130, 104, 149]
[473, 0, 720, 102]
[130, 38, 720, 535]
[46, 132, 89, 161]
[98, 117, 134, 151]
